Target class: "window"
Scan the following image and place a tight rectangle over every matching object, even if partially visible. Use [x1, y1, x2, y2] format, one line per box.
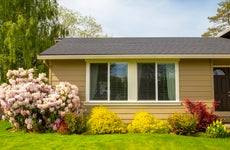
[110, 63, 128, 100]
[157, 64, 176, 100]
[213, 69, 225, 76]
[88, 61, 178, 102]
[138, 63, 176, 101]
[90, 63, 127, 101]
[90, 63, 107, 100]
[138, 63, 155, 100]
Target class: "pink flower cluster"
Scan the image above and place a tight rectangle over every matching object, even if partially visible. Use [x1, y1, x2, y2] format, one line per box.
[0, 68, 83, 132]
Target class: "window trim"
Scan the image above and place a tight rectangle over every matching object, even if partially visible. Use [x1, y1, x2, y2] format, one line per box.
[86, 60, 180, 104]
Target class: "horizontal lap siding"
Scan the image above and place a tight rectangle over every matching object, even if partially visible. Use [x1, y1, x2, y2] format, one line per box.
[86, 105, 186, 122]
[49, 59, 215, 122]
[50, 60, 86, 102]
[179, 59, 213, 102]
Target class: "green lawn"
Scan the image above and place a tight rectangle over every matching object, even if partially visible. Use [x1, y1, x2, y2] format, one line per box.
[0, 121, 230, 150]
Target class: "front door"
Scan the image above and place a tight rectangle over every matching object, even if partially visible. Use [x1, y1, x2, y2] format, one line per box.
[214, 68, 230, 111]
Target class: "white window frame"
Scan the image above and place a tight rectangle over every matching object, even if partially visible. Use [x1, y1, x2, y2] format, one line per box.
[136, 62, 178, 101]
[85, 60, 180, 105]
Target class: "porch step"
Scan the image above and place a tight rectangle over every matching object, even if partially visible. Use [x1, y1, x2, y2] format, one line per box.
[225, 124, 230, 130]
[220, 116, 230, 123]
[215, 111, 230, 123]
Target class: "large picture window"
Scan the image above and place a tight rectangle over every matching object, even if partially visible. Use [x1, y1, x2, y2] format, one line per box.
[88, 61, 177, 102]
[90, 63, 127, 101]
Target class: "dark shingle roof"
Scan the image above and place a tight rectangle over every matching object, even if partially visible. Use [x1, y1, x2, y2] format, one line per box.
[39, 37, 230, 55]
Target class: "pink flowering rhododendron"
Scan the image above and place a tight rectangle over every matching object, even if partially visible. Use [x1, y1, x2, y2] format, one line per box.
[0, 68, 84, 132]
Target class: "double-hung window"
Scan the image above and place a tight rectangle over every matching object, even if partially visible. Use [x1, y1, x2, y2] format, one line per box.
[88, 61, 178, 102]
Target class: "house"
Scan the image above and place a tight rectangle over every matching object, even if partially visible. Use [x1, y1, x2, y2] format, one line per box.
[38, 36, 230, 122]
[217, 28, 230, 39]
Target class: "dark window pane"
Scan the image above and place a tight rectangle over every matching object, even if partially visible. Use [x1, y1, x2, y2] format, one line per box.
[110, 63, 128, 100]
[158, 64, 175, 100]
[213, 69, 225, 76]
[90, 63, 107, 100]
[138, 63, 155, 100]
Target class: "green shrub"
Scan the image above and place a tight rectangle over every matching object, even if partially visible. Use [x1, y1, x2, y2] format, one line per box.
[64, 111, 87, 134]
[128, 111, 169, 134]
[206, 120, 229, 138]
[87, 106, 127, 134]
[167, 113, 197, 135]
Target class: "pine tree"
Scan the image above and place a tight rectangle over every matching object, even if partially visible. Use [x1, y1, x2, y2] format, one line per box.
[202, 0, 230, 37]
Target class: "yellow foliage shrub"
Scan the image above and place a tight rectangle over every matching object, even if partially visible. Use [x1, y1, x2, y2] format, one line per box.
[127, 111, 170, 134]
[87, 106, 127, 134]
[167, 113, 197, 135]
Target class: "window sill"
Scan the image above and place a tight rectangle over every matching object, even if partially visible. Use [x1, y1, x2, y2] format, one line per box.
[84, 101, 182, 106]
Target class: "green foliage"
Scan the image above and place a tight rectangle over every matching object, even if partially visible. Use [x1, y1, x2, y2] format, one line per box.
[0, 1, 107, 82]
[202, 0, 230, 37]
[58, 6, 106, 38]
[0, 0, 64, 82]
[64, 111, 87, 134]
[128, 111, 170, 134]
[206, 120, 229, 138]
[167, 113, 197, 135]
[87, 106, 127, 134]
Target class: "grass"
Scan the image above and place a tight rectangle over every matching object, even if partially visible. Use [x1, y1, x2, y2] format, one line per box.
[1, 121, 230, 150]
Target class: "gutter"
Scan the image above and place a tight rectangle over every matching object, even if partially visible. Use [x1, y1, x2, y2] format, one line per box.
[37, 54, 230, 60]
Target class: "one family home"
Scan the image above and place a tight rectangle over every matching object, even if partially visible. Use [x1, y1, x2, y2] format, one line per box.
[38, 32, 230, 122]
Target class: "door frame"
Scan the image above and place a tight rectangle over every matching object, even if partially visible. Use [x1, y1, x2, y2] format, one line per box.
[213, 66, 230, 111]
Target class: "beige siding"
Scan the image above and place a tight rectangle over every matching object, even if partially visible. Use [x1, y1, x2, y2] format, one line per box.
[86, 105, 186, 122]
[86, 100, 214, 122]
[49, 59, 217, 122]
[50, 60, 86, 102]
[179, 59, 214, 101]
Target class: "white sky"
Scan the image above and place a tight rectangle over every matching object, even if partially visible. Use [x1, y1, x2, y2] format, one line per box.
[58, 0, 222, 37]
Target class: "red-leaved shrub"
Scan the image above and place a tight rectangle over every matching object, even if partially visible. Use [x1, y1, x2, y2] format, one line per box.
[184, 99, 219, 132]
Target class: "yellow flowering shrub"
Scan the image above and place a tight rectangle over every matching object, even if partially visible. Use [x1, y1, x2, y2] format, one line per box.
[167, 113, 197, 135]
[87, 106, 127, 134]
[127, 111, 170, 134]
[206, 120, 229, 138]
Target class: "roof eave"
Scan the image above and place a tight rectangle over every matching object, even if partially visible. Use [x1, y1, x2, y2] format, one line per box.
[216, 28, 230, 37]
[37, 54, 230, 60]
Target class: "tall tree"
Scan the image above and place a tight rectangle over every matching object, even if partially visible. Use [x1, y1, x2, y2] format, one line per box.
[58, 6, 106, 38]
[0, 0, 65, 82]
[202, 0, 230, 37]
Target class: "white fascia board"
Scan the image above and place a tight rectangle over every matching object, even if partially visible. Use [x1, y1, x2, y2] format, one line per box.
[216, 28, 230, 37]
[37, 54, 230, 60]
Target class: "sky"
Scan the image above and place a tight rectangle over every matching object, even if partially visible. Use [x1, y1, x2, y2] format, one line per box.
[58, 0, 222, 37]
